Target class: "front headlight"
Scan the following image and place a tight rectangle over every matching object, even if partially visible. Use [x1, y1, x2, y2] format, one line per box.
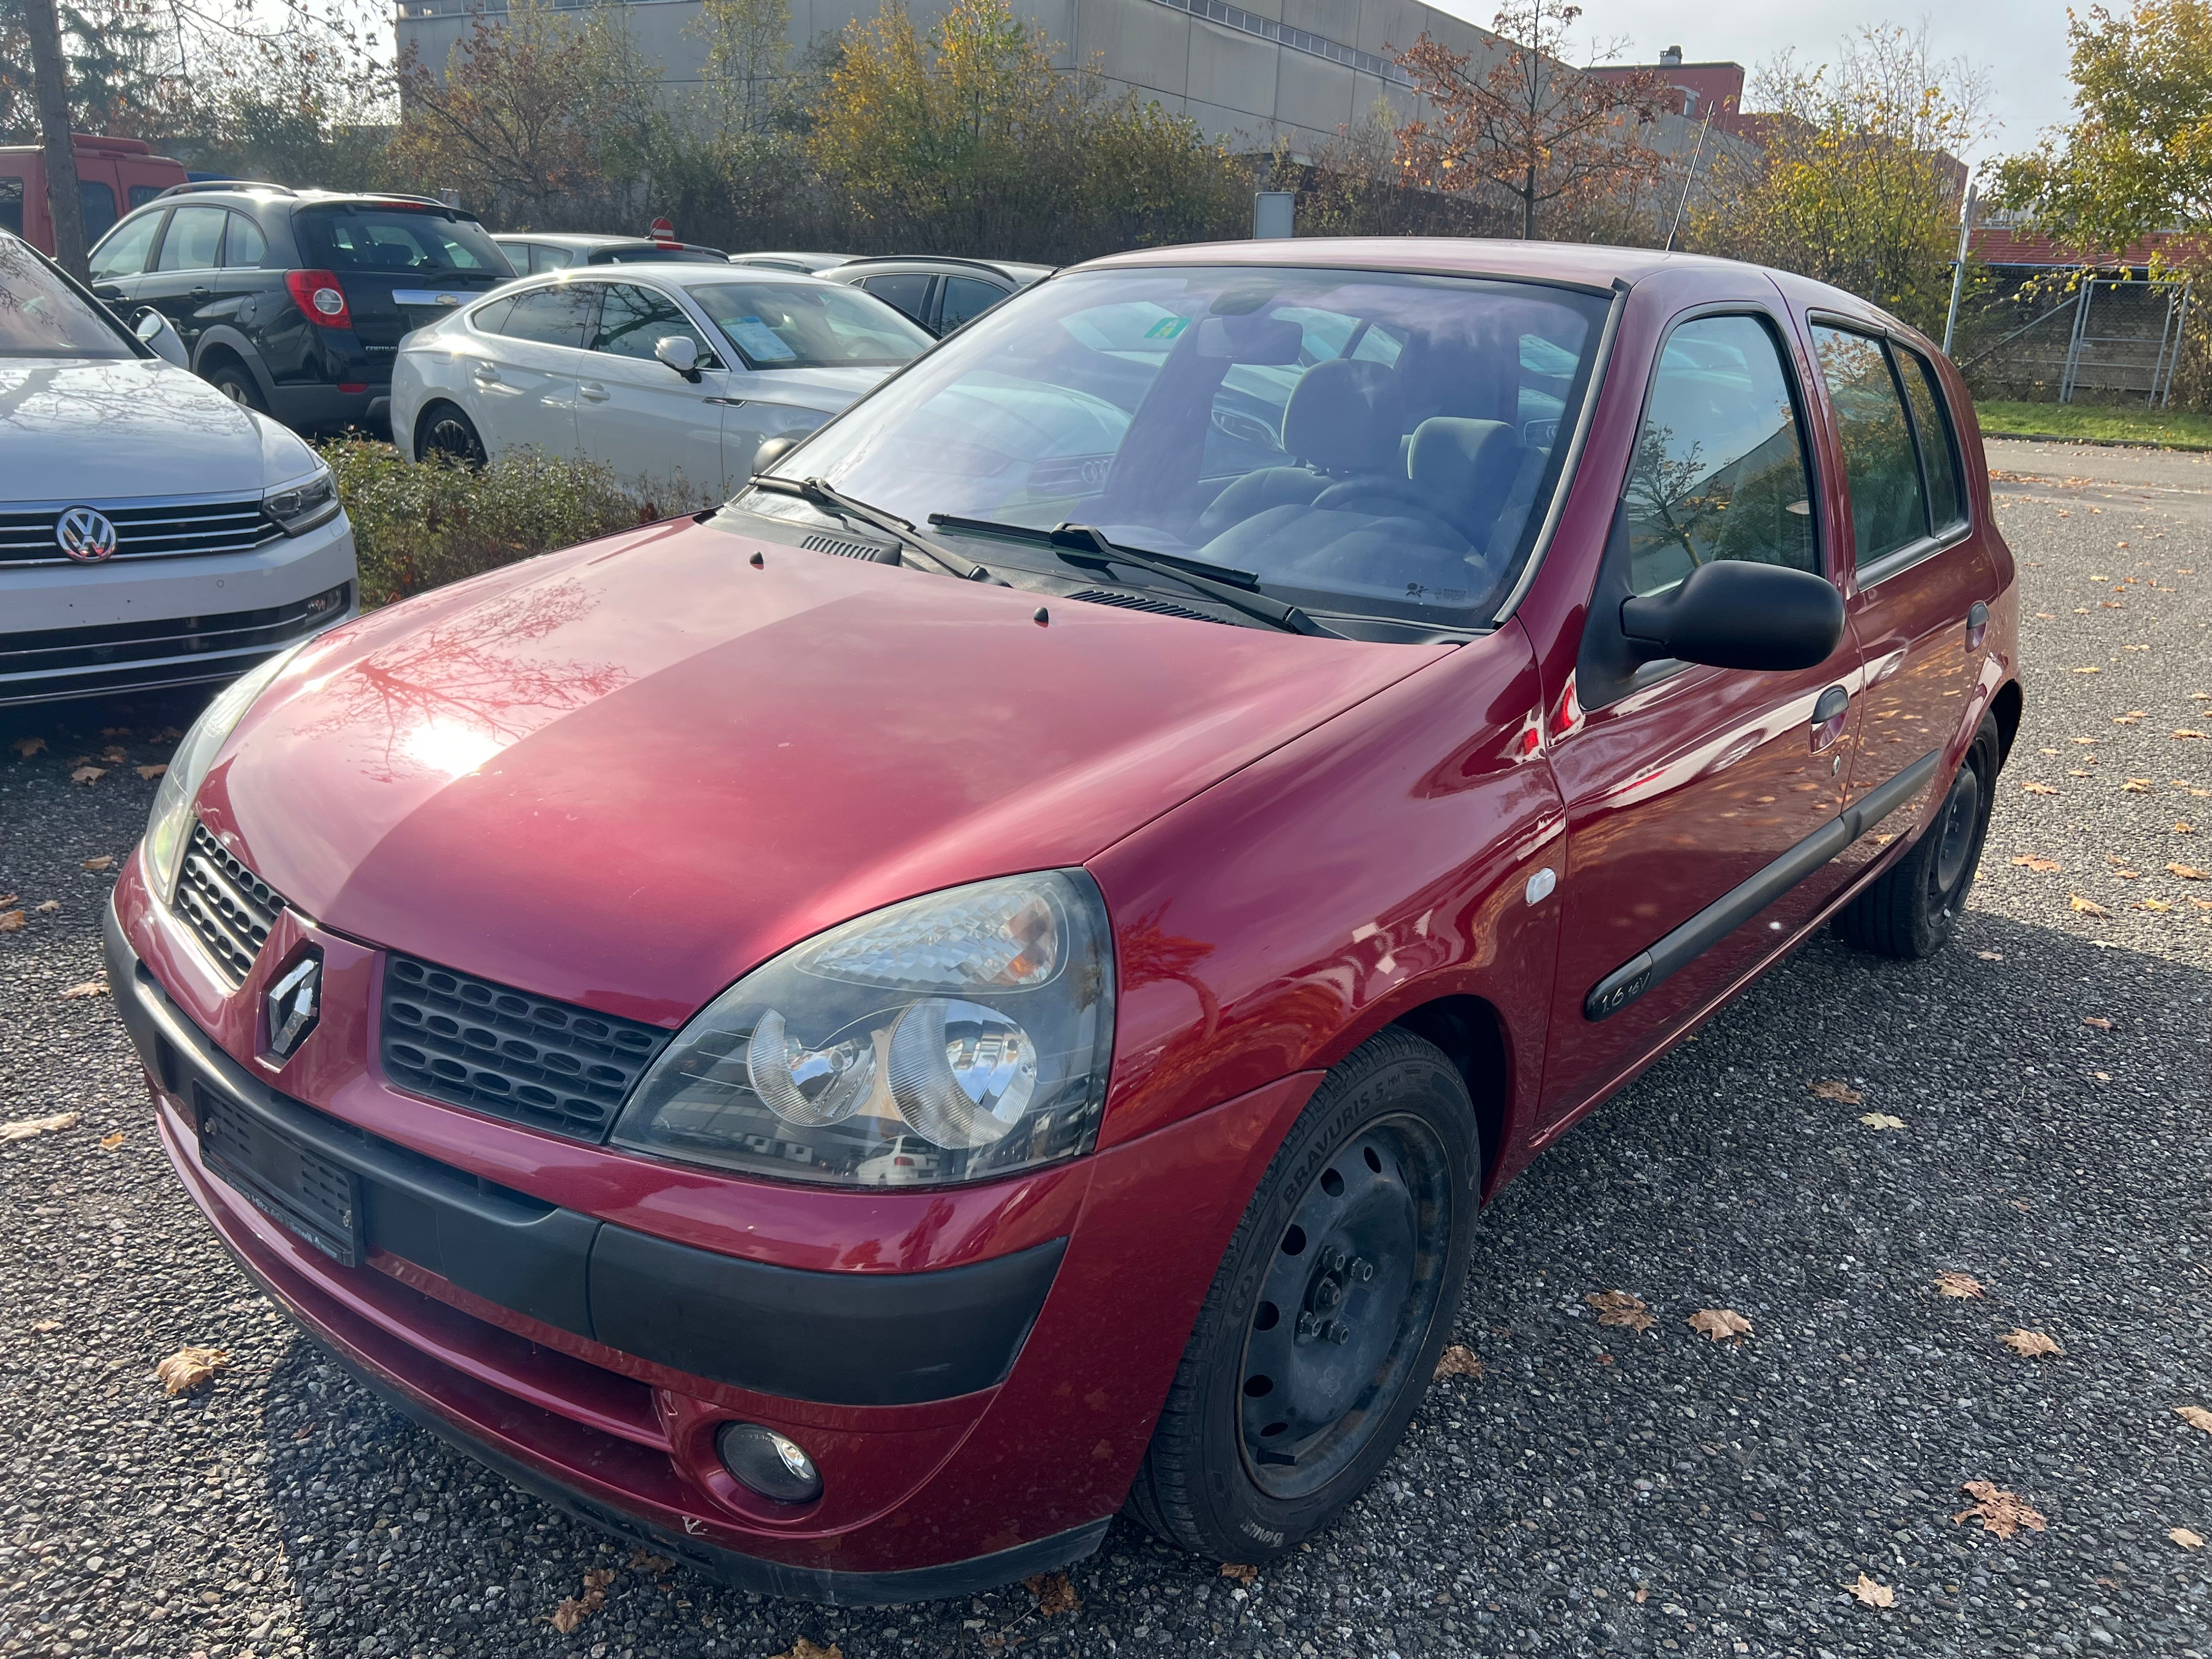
[612, 871, 1115, 1187]
[263, 461, 340, 535]
[142, 645, 304, 899]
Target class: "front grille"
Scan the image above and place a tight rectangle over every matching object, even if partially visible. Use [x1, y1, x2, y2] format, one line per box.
[173, 821, 286, 983]
[380, 955, 670, 1142]
[1068, 588, 1226, 623]
[0, 496, 281, 567]
[0, 583, 351, 706]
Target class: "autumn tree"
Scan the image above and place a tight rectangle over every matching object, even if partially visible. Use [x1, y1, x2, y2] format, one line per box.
[1689, 26, 1983, 335]
[1392, 0, 1672, 241]
[693, 0, 795, 137]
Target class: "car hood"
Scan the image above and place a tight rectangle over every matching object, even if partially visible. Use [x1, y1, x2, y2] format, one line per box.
[734, 364, 890, 411]
[0, 357, 267, 501]
[206, 520, 1448, 1025]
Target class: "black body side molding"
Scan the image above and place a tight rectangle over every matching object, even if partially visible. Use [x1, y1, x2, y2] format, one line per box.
[1584, 748, 1942, 1020]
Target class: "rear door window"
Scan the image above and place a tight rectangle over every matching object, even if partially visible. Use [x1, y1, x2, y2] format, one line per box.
[90, 212, 162, 281]
[1624, 314, 1818, 596]
[493, 285, 597, 349]
[222, 213, 267, 268]
[297, 207, 507, 274]
[940, 275, 1007, 331]
[155, 205, 227, 272]
[1813, 326, 1931, 566]
[861, 272, 933, 325]
[1894, 344, 1964, 534]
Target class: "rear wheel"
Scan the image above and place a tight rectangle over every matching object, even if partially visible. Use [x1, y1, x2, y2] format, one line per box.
[1835, 712, 2001, 959]
[204, 359, 265, 413]
[417, 402, 487, 467]
[1126, 1028, 1480, 1561]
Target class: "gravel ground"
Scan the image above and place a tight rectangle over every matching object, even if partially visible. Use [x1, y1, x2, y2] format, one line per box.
[4, 439, 2211, 1659]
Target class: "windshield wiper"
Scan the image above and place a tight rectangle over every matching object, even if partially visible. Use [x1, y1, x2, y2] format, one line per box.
[928, 514, 1341, 639]
[748, 476, 991, 582]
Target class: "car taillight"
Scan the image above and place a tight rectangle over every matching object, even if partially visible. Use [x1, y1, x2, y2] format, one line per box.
[285, 270, 352, 329]
[893, 1157, 915, 1167]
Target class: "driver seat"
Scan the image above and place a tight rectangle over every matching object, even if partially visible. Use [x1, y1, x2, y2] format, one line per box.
[1196, 358, 1407, 539]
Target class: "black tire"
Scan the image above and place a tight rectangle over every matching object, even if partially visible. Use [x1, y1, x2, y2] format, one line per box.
[1126, 1027, 1480, 1561]
[1834, 712, 2002, 959]
[204, 359, 266, 413]
[416, 402, 487, 467]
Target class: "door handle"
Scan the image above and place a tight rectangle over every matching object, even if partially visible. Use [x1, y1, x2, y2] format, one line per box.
[470, 362, 500, 382]
[578, 382, 610, 402]
[1965, 600, 1989, 652]
[190, 285, 211, 297]
[1810, 684, 1849, 755]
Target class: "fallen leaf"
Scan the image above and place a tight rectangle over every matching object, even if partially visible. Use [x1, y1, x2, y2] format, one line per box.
[33, 900, 58, 913]
[136, 763, 167, 781]
[101, 746, 126, 763]
[1688, 1308, 1752, 1342]
[2121, 778, 2154, 793]
[2012, 855, 2063, 872]
[1859, 1113, 1906, 1130]
[79, 854, 114, 872]
[12, 736, 46, 758]
[2022, 781, 2060, 795]
[1634, 1587, 1649, 1604]
[1848, 1572, 1895, 1608]
[2070, 895, 2112, 917]
[1811, 1080, 1865, 1104]
[1934, 1271, 1985, 1299]
[2072, 665, 2102, 674]
[2081, 1015, 2113, 1030]
[2142, 898, 2174, 912]
[625, 1548, 675, 1573]
[69, 765, 105, 786]
[2176, 1406, 2212, 1434]
[1024, 1571, 1080, 1616]
[155, 1345, 231, 1396]
[99, 1132, 125, 1150]
[2176, 822, 2199, 834]
[1434, 1343, 1485, 1379]
[1954, 1481, 2048, 1539]
[2177, 731, 2209, 740]
[2170, 864, 2209, 880]
[59, 980, 106, 1000]
[1220, 1563, 1260, 1584]
[2002, 1329, 2064, 1358]
[30, 1319, 60, 1333]
[766, 1643, 843, 1659]
[0, 1111, 79, 1142]
[1585, 1289, 1656, 1333]
[0, 910, 24, 933]
[1977, 950, 2004, 960]
[550, 1567, 619, 1634]
[2171, 1527, 2206, 1549]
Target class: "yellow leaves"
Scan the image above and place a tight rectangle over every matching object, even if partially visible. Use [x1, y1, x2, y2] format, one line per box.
[1024, 1571, 1080, 1616]
[1859, 1112, 1906, 1130]
[99, 1132, 126, 1150]
[2070, 895, 2112, 917]
[1954, 1481, 2047, 1539]
[1585, 1289, 1655, 1333]
[1848, 1572, 1895, 1608]
[1687, 1308, 1752, 1342]
[1434, 1344, 1485, 1379]
[2072, 665, 2102, 674]
[156, 1345, 231, 1396]
[2175, 822, 2199, 834]
[1933, 1271, 1985, 1299]
[1810, 1079, 1864, 1104]
[2176, 1405, 2212, 1435]
[2001, 1329, 2064, 1358]
[550, 1566, 617, 1633]
[2022, 780, 2060, 795]
[2012, 854, 2062, 872]
[0, 1111, 79, 1142]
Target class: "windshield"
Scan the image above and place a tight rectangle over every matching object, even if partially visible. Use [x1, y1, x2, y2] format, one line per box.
[0, 233, 134, 359]
[684, 279, 930, 370]
[297, 207, 512, 276]
[772, 266, 1609, 625]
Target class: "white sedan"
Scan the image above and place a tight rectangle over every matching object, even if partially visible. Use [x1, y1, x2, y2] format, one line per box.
[389, 266, 932, 494]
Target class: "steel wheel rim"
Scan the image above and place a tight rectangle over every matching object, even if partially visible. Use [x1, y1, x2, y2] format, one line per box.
[1931, 762, 1982, 898]
[1236, 1115, 1452, 1500]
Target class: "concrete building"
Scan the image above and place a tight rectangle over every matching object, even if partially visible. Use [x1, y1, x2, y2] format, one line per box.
[394, 0, 1725, 161]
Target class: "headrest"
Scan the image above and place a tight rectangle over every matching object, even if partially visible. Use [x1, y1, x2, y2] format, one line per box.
[1282, 358, 1406, 474]
[1408, 417, 1519, 516]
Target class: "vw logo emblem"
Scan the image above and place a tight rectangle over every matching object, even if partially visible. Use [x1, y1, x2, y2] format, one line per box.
[262, 950, 323, 1064]
[55, 506, 119, 563]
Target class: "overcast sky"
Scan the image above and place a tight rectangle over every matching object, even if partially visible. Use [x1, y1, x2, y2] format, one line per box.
[1429, 1, 2076, 170]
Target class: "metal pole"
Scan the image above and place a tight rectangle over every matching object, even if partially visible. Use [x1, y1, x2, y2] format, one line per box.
[2166, 283, 2192, 409]
[1665, 108, 1714, 253]
[1941, 183, 1977, 357]
[2149, 281, 2177, 408]
[2061, 279, 2094, 404]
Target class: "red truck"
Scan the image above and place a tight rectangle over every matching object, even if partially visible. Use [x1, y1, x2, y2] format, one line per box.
[0, 134, 188, 253]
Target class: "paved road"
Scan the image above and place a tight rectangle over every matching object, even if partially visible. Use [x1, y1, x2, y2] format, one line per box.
[4, 445, 2211, 1659]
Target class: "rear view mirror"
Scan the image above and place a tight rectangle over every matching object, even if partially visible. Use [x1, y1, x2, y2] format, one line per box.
[1620, 559, 1844, 673]
[133, 308, 187, 369]
[654, 334, 701, 381]
[1193, 314, 1302, 365]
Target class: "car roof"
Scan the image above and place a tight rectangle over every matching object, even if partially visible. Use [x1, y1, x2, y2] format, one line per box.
[728, 251, 851, 269]
[835, 255, 1050, 285]
[149, 184, 483, 216]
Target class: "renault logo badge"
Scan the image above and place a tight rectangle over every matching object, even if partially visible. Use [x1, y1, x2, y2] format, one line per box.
[262, 950, 323, 1063]
[56, 506, 119, 563]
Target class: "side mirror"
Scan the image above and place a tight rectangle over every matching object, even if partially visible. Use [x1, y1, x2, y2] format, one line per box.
[654, 334, 701, 381]
[133, 308, 187, 369]
[1619, 559, 1844, 674]
[751, 433, 803, 477]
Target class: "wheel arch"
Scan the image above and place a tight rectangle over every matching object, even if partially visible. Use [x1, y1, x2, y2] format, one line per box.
[1385, 994, 1508, 1197]
[411, 397, 477, 462]
[190, 326, 277, 402]
[1990, 678, 2023, 768]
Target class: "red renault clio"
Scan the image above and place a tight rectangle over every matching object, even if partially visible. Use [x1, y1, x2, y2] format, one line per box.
[108, 239, 2019, 1601]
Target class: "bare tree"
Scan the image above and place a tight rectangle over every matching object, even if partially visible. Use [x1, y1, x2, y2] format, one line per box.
[1393, 0, 1672, 240]
[21, 0, 87, 276]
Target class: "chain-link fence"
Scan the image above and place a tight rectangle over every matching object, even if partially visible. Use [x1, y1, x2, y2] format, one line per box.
[1958, 275, 2192, 406]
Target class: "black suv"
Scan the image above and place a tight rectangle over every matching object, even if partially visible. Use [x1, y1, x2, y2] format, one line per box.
[84, 184, 517, 435]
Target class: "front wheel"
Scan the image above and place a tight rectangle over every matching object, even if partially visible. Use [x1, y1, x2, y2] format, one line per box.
[416, 402, 487, 467]
[1126, 1028, 1480, 1560]
[205, 360, 266, 413]
[1834, 712, 2001, 959]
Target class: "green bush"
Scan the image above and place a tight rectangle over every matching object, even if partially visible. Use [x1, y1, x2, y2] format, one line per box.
[323, 440, 673, 609]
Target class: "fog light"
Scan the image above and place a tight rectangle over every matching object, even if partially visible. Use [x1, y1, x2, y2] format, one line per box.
[715, 1423, 821, 1504]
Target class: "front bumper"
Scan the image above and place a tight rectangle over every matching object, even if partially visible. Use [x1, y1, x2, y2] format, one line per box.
[106, 870, 1318, 1600]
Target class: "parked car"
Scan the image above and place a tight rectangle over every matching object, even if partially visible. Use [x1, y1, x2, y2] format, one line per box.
[825, 255, 1053, 336]
[494, 232, 731, 274]
[726, 251, 852, 275]
[0, 230, 356, 706]
[107, 238, 2017, 1601]
[390, 265, 932, 493]
[0, 135, 188, 255]
[83, 184, 516, 436]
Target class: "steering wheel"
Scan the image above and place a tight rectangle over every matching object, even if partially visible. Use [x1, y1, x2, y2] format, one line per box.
[1310, 475, 1466, 546]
